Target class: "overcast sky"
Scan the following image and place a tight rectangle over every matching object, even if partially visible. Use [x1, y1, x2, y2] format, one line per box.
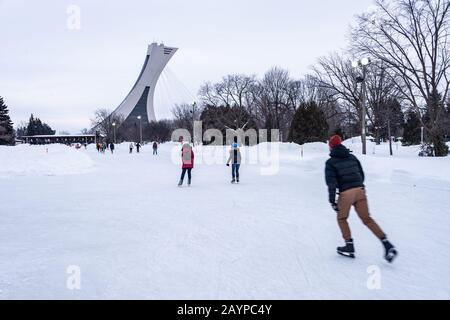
[0, 0, 373, 133]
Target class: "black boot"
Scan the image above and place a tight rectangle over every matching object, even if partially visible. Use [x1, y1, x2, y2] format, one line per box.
[337, 239, 355, 258]
[188, 178, 191, 187]
[178, 179, 183, 187]
[382, 239, 398, 263]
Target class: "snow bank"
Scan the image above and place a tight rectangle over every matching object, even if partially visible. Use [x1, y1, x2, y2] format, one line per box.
[341, 138, 450, 184]
[0, 144, 94, 178]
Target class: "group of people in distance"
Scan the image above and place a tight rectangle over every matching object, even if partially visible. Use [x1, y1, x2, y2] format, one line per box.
[96, 142, 109, 153]
[129, 142, 142, 154]
[96, 141, 160, 155]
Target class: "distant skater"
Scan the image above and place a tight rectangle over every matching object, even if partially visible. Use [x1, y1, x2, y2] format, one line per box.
[325, 135, 398, 263]
[136, 142, 141, 153]
[178, 142, 194, 187]
[110, 142, 115, 154]
[129, 142, 134, 154]
[226, 137, 242, 184]
[153, 141, 158, 155]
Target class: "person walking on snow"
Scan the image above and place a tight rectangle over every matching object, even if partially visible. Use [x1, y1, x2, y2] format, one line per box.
[129, 142, 134, 154]
[153, 141, 158, 155]
[109, 142, 115, 154]
[178, 142, 194, 187]
[325, 135, 398, 263]
[136, 142, 141, 153]
[226, 137, 242, 184]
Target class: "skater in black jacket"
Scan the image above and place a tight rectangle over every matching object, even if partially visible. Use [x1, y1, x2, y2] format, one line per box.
[136, 142, 141, 153]
[325, 135, 398, 263]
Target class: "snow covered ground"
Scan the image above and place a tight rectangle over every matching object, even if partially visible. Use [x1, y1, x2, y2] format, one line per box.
[0, 140, 449, 300]
[0, 144, 94, 178]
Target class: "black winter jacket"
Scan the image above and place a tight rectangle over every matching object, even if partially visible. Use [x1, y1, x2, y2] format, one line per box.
[325, 145, 365, 204]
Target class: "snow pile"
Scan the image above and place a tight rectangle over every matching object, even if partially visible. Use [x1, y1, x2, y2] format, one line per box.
[342, 138, 450, 185]
[0, 144, 94, 178]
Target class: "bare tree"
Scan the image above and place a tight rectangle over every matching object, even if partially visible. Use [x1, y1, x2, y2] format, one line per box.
[298, 75, 344, 128]
[364, 62, 403, 143]
[250, 67, 295, 140]
[313, 53, 362, 124]
[91, 109, 124, 142]
[352, 0, 450, 155]
[171, 103, 202, 137]
[312, 53, 367, 139]
[198, 74, 256, 111]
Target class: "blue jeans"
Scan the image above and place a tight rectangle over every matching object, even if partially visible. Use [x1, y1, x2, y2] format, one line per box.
[232, 164, 240, 180]
[180, 168, 192, 181]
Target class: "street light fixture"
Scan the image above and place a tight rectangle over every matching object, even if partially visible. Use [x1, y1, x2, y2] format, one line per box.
[191, 102, 197, 146]
[352, 57, 372, 155]
[361, 57, 371, 66]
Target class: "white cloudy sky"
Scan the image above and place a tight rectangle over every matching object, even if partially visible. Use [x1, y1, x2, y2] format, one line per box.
[0, 0, 373, 133]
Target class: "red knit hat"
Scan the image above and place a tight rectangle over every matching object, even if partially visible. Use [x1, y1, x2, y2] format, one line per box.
[329, 135, 342, 149]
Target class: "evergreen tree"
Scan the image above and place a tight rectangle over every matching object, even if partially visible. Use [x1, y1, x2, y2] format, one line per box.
[0, 96, 15, 145]
[402, 110, 422, 146]
[25, 114, 56, 136]
[288, 101, 329, 145]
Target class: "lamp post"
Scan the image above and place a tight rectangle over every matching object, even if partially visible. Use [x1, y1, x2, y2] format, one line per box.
[352, 57, 371, 155]
[112, 122, 116, 144]
[137, 116, 142, 144]
[191, 102, 197, 146]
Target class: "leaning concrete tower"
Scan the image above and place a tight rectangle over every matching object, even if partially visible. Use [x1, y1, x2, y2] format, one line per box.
[111, 43, 178, 125]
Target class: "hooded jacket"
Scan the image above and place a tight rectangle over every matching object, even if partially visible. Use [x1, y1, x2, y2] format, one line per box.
[325, 145, 365, 204]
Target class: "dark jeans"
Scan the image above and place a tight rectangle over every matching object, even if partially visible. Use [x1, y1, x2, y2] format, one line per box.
[232, 164, 240, 180]
[180, 168, 192, 181]
[153, 149, 157, 155]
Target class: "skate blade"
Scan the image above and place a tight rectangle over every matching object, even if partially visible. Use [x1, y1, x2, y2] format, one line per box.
[386, 249, 398, 263]
[337, 251, 355, 259]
